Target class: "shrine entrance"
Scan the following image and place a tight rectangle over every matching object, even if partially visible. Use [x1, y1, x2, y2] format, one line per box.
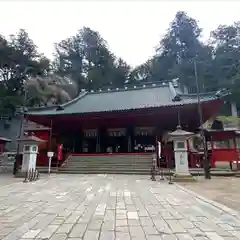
[106, 128, 127, 153]
[82, 129, 98, 153]
[134, 127, 156, 152]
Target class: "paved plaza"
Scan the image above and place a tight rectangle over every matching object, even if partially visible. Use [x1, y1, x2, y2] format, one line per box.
[1, 175, 240, 239]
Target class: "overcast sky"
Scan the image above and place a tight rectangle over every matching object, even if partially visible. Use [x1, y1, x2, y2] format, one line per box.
[0, 0, 239, 67]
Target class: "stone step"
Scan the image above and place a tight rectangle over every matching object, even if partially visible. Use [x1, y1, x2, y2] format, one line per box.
[59, 170, 150, 174]
[56, 169, 235, 176]
[67, 159, 152, 164]
[68, 159, 152, 162]
[67, 162, 152, 166]
[58, 171, 149, 175]
[62, 167, 151, 172]
[70, 157, 152, 161]
[65, 167, 151, 170]
[67, 163, 151, 167]
[61, 165, 151, 169]
[60, 154, 154, 175]
[68, 163, 151, 166]
[62, 164, 151, 169]
[60, 167, 151, 171]
[69, 156, 152, 160]
[69, 159, 152, 163]
[62, 162, 151, 167]
[69, 159, 152, 162]
[70, 155, 152, 158]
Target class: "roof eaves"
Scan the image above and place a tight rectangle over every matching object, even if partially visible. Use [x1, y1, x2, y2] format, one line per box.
[27, 105, 57, 112]
[27, 91, 88, 114]
[0, 137, 12, 142]
[32, 98, 217, 117]
[24, 127, 51, 131]
[205, 128, 238, 133]
[27, 84, 223, 117]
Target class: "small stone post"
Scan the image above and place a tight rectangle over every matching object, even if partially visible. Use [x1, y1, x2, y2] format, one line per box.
[151, 155, 157, 181]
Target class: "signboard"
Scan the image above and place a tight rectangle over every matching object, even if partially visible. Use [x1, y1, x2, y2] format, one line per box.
[47, 151, 54, 158]
[135, 127, 154, 136]
[84, 129, 97, 137]
[108, 128, 126, 137]
[47, 151, 54, 174]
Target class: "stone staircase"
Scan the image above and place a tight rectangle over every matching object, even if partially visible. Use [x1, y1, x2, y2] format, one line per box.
[58, 154, 153, 174]
[38, 153, 236, 176]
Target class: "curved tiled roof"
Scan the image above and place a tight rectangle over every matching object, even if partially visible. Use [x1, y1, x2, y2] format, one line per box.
[27, 82, 227, 116]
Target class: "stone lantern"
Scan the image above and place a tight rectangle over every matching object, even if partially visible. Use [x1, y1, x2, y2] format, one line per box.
[17, 135, 45, 176]
[168, 125, 195, 182]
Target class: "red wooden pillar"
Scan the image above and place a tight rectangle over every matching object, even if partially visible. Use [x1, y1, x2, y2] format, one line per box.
[190, 153, 195, 168]
[233, 136, 239, 170]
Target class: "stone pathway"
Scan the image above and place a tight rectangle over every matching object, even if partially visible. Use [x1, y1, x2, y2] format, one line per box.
[0, 174, 240, 239]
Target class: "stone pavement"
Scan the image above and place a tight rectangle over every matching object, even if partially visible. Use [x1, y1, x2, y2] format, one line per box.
[0, 174, 20, 187]
[1, 174, 240, 240]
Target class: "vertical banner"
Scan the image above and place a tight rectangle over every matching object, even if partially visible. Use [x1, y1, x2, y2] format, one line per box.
[49, 119, 53, 151]
[58, 144, 63, 161]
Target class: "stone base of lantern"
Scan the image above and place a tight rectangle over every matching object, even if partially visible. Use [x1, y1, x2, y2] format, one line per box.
[172, 173, 196, 182]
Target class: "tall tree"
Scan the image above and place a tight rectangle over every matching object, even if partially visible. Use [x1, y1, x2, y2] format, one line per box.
[0, 30, 50, 114]
[112, 58, 131, 86]
[129, 60, 153, 82]
[54, 33, 85, 92]
[1, 29, 50, 95]
[211, 23, 240, 86]
[54, 27, 130, 92]
[130, 11, 216, 93]
[210, 22, 240, 113]
[156, 11, 210, 90]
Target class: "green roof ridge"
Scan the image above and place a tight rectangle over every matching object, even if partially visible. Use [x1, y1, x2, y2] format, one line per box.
[87, 82, 169, 95]
[60, 91, 88, 108]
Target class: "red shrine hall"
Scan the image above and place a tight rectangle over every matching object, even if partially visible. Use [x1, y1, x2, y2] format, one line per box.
[26, 81, 228, 167]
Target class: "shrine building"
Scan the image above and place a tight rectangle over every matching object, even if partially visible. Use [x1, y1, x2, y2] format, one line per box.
[26, 80, 227, 167]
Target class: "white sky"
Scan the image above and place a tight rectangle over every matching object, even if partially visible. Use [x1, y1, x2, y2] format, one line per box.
[0, 0, 239, 67]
